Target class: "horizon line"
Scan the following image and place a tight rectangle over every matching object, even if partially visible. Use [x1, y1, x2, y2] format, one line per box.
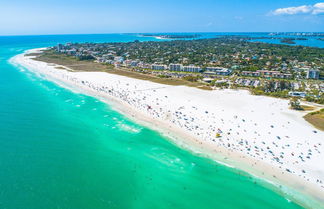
[1, 31, 324, 37]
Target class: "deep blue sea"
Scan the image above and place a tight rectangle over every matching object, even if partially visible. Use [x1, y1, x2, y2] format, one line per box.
[0, 33, 322, 209]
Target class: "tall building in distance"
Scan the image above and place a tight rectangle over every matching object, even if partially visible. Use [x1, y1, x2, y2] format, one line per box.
[306, 69, 320, 79]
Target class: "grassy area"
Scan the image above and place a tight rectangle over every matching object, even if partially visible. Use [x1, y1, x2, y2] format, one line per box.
[33, 49, 212, 90]
[304, 109, 324, 131]
[33, 50, 111, 72]
[300, 105, 316, 111]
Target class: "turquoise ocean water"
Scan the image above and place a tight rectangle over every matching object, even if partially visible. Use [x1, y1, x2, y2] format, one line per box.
[0, 34, 318, 209]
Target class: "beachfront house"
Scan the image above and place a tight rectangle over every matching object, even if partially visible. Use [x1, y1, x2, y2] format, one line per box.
[241, 70, 292, 79]
[288, 91, 307, 97]
[202, 78, 214, 83]
[114, 56, 124, 63]
[241, 71, 260, 77]
[124, 60, 139, 67]
[205, 67, 232, 76]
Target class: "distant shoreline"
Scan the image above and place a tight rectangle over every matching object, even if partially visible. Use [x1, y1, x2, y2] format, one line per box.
[139, 34, 202, 39]
[10, 48, 324, 208]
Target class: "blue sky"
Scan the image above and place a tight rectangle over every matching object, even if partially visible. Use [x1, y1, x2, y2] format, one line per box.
[0, 0, 323, 35]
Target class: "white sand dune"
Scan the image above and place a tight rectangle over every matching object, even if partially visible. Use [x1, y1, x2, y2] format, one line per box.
[11, 48, 324, 208]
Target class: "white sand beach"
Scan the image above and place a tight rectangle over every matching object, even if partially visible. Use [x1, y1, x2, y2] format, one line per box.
[11, 48, 324, 208]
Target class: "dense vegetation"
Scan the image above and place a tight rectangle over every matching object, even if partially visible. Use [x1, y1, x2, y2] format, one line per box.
[65, 37, 324, 73]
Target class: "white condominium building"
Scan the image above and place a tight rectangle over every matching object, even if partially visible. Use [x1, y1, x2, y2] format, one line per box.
[182, 65, 202, 73]
[151, 64, 167, 70]
[169, 64, 183, 71]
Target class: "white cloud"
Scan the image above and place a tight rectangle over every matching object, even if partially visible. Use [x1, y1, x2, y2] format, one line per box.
[273, 5, 312, 15]
[313, 2, 324, 14]
[271, 2, 324, 15]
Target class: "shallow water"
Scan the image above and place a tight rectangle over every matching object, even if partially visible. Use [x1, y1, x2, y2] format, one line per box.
[0, 34, 308, 209]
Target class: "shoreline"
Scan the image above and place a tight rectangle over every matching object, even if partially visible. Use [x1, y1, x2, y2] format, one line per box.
[10, 48, 324, 208]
